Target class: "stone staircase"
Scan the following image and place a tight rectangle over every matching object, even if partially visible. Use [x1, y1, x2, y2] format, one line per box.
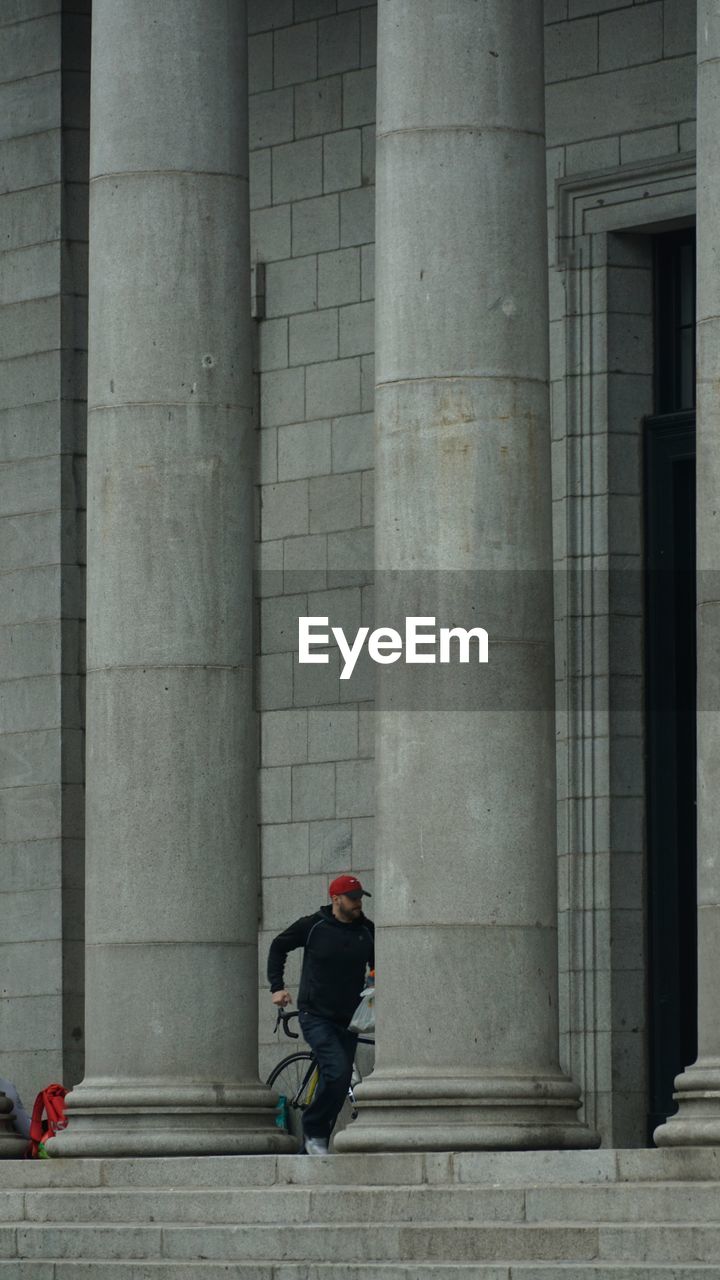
[1, 1149, 720, 1277]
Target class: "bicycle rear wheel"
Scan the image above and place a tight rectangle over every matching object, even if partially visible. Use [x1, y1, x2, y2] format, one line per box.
[266, 1051, 317, 1142]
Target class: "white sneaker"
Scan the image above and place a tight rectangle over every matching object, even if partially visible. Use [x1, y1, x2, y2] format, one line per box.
[303, 1136, 329, 1156]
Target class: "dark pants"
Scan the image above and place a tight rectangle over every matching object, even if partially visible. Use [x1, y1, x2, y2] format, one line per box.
[299, 1011, 358, 1142]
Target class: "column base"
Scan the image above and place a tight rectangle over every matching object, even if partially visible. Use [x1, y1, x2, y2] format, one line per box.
[49, 1080, 297, 1157]
[0, 1135, 27, 1159]
[333, 1070, 600, 1152]
[654, 1061, 720, 1147]
[0, 1094, 27, 1159]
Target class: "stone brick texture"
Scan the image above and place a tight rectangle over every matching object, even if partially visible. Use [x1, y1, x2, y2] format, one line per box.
[0, 0, 698, 1139]
[0, 0, 89, 1108]
[251, 0, 696, 1133]
[543, 0, 694, 1145]
[250, 2, 377, 1083]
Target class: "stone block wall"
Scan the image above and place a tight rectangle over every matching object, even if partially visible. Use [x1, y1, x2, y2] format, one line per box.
[0, 0, 700, 1141]
[252, 0, 698, 1140]
[545, 0, 696, 1144]
[248, 0, 377, 1079]
[545, 0, 695, 162]
[0, 1, 88, 1105]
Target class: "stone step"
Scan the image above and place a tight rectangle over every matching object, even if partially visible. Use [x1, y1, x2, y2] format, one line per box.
[20, 1185, 526, 1224]
[9, 1221, 720, 1265]
[526, 1183, 720, 1223]
[11, 1181, 720, 1226]
[4, 1265, 720, 1280]
[2, 1148, 720, 1190]
[2, 1263, 720, 1280]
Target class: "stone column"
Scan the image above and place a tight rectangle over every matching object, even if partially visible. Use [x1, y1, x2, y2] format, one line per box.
[336, 0, 596, 1152]
[655, 0, 720, 1148]
[51, 0, 291, 1157]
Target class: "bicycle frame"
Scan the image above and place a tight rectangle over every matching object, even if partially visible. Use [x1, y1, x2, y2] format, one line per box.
[272, 1009, 375, 1118]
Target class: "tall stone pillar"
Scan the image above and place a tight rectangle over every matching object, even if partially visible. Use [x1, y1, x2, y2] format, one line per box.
[336, 0, 596, 1152]
[51, 0, 291, 1156]
[655, 0, 720, 1148]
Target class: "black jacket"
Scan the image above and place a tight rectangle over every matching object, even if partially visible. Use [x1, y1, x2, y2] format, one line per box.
[267, 904, 374, 1027]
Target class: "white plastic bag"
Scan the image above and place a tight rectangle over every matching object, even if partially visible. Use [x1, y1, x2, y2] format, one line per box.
[348, 984, 375, 1034]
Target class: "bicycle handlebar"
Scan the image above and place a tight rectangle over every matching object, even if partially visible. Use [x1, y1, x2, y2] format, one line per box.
[274, 1008, 300, 1039]
[273, 1006, 375, 1047]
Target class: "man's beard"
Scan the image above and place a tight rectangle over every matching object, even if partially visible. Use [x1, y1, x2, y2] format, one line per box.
[337, 901, 361, 922]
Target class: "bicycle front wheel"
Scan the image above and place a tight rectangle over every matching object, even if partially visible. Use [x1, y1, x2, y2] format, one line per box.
[267, 1051, 317, 1142]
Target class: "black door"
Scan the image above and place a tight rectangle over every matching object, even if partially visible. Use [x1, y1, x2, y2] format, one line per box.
[644, 230, 697, 1139]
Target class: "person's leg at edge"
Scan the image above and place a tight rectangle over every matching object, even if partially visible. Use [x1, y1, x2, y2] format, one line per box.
[298, 1011, 357, 1149]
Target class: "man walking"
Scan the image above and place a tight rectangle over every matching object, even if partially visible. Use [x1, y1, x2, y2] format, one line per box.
[268, 874, 374, 1154]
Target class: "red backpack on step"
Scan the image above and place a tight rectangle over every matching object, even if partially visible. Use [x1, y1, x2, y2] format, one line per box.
[28, 1084, 68, 1158]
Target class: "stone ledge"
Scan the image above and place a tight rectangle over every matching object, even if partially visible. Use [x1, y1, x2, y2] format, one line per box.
[1, 1148, 720, 1189]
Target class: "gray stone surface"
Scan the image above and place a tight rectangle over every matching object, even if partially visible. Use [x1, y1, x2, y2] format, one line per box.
[289, 308, 338, 366]
[292, 194, 340, 256]
[309, 472, 362, 532]
[283, 531, 328, 589]
[0, 3, 87, 1116]
[257, 650, 294, 711]
[261, 478, 310, 540]
[261, 709, 309, 768]
[295, 77, 342, 138]
[0, 1094, 26, 1159]
[654, 0, 720, 1149]
[339, 185, 374, 246]
[4, 1158, 720, 1271]
[545, 17, 597, 84]
[248, 32, 272, 94]
[259, 766, 292, 824]
[252, 205, 292, 262]
[0, 129, 60, 194]
[599, 5, 663, 72]
[324, 129, 362, 193]
[318, 11, 360, 78]
[263, 372, 308, 439]
[343, 67, 376, 128]
[339, 301, 374, 357]
[306, 357, 362, 420]
[257, 316, 288, 371]
[336, 0, 594, 1154]
[0, 73, 60, 144]
[291, 762, 336, 821]
[331, 411, 374, 474]
[0, 0, 708, 1171]
[249, 148, 271, 208]
[273, 138, 323, 204]
[279, 420, 332, 480]
[308, 705, 358, 762]
[318, 246, 361, 307]
[265, 256, 318, 317]
[546, 56, 694, 146]
[49, 0, 289, 1158]
[249, 87, 294, 149]
[274, 22, 317, 89]
[0, 1142, 717, 1185]
[309, 818, 352, 871]
[665, 0, 697, 57]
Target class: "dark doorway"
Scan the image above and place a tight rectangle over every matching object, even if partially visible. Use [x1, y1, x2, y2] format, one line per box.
[644, 228, 697, 1139]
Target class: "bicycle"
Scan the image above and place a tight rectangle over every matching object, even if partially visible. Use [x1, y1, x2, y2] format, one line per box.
[266, 1008, 375, 1143]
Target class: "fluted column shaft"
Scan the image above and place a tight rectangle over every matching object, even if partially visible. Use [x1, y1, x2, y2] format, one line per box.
[52, 0, 290, 1157]
[655, 0, 720, 1148]
[336, 0, 596, 1153]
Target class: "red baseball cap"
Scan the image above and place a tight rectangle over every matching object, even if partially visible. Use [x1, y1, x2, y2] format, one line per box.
[329, 873, 371, 900]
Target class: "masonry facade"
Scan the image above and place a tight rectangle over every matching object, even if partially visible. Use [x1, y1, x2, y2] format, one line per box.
[0, 0, 712, 1156]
